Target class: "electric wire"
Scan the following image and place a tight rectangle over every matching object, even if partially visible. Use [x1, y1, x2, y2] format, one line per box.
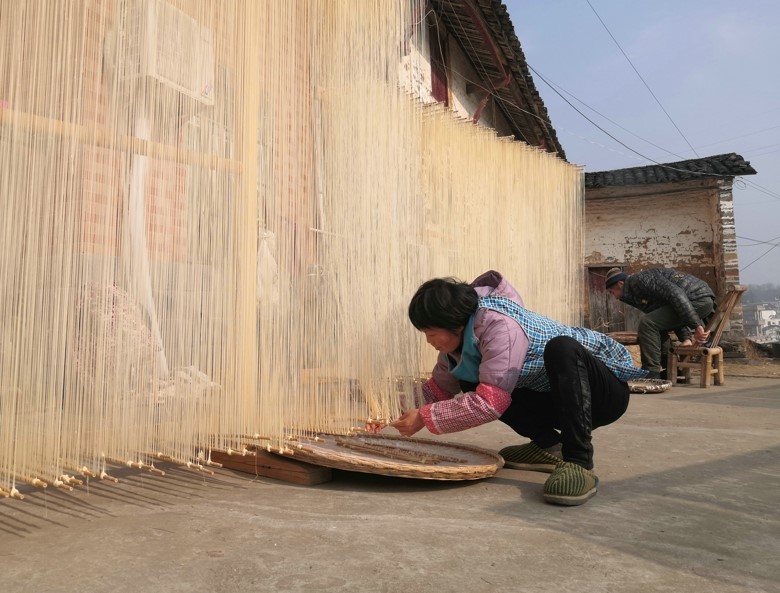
[443, 3, 780, 274]
[585, 0, 699, 158]
[535, 71, 686, 161]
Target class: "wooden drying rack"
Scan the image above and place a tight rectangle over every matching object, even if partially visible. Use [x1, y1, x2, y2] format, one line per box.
[0, 108, 242, 172]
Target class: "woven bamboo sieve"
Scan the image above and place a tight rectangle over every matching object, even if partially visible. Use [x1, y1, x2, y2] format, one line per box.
[628, 378, 673, 394]
[282, 433, 504, 480]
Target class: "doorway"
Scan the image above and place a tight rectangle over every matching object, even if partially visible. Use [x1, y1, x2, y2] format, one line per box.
[586, 266, 642, 333]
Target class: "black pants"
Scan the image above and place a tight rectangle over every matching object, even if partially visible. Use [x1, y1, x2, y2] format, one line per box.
[637, 296, 716, 372]
[496, 336, 630, 470]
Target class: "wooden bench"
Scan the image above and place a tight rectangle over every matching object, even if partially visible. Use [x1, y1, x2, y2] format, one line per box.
[666, 284, 747, 388]
[606, 331, 638, 345]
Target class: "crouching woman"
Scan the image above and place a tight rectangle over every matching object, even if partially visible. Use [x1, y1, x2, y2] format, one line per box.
[390, 270, 647, 506]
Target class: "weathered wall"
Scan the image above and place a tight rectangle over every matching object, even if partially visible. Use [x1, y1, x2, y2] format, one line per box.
[446, 35, 513, 137]
[585, 181, 718, 284]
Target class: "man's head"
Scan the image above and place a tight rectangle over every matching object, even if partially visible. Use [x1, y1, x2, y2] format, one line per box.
[605, 267, 627, 299]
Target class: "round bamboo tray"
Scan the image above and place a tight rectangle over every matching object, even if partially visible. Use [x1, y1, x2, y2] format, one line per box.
[289, 433, 504, 481]
[628, 378, 672, 393]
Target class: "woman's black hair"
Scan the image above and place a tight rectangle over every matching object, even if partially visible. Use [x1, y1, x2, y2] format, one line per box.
[408, 277, 479, 331]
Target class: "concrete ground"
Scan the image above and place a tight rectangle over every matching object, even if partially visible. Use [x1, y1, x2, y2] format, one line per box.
[1, 375, 778, 593]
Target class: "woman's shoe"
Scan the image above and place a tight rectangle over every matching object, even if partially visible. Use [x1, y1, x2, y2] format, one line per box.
[543, 462, 599, 506]
[498, 442, 562, 473]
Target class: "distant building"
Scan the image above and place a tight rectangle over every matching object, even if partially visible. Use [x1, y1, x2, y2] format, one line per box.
[744, 303, 780, 342]
[582, 153, 757, 355]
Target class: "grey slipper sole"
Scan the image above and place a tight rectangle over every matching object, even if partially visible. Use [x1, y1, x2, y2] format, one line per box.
[543, 486, 598, 506]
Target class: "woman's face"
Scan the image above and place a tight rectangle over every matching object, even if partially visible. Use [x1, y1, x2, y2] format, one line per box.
[422, 327, 463, 354]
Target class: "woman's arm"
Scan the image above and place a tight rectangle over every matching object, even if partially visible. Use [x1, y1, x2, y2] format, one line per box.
[414, 312, 529, 435]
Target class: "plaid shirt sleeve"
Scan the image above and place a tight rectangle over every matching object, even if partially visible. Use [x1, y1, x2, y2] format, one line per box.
[419, 383, 511, 434]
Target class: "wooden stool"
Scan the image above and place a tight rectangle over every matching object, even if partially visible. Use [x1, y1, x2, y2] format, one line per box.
[667, 284, 747, 388]
[667, 345, 724, 387]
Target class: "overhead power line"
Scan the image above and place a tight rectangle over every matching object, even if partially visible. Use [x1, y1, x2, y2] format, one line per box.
[429, 7, 780, 211]
[737, 234, 780, 246]
[534, 73, 686, 161]
[740, 179, 780, 202]
[528, 65, 732, 180]
[694, 123, 780, 150]
[585, 0, 700, 158]
[742, 241, 780, 271]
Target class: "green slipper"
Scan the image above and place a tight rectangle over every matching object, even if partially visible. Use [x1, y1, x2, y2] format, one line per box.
[543, 462, 599, 506]
[498, 442, 562, 473]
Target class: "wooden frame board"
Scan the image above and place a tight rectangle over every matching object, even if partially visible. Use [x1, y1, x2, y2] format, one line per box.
[210, 449, 332, 486]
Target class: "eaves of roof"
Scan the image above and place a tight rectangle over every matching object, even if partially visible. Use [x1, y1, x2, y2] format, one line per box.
[584, 153, 757, 189]
[430, 0, 566, 160]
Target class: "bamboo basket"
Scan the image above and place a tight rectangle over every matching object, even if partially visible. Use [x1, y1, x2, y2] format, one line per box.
[628, 378, 672, 394]
[285, 433, 504, 481]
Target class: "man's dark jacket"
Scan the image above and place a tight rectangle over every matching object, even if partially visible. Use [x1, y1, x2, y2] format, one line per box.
[620, 268, 716, 330]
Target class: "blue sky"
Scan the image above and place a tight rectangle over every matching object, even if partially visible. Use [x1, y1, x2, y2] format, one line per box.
[503, 0, 780, 285]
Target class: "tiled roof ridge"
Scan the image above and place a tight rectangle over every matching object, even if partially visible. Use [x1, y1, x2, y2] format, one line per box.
[585, 153, 757, 188]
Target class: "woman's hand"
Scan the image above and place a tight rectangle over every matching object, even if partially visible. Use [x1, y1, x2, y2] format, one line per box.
[364, 421, 385, 434]
[389, 409, 425, 437]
